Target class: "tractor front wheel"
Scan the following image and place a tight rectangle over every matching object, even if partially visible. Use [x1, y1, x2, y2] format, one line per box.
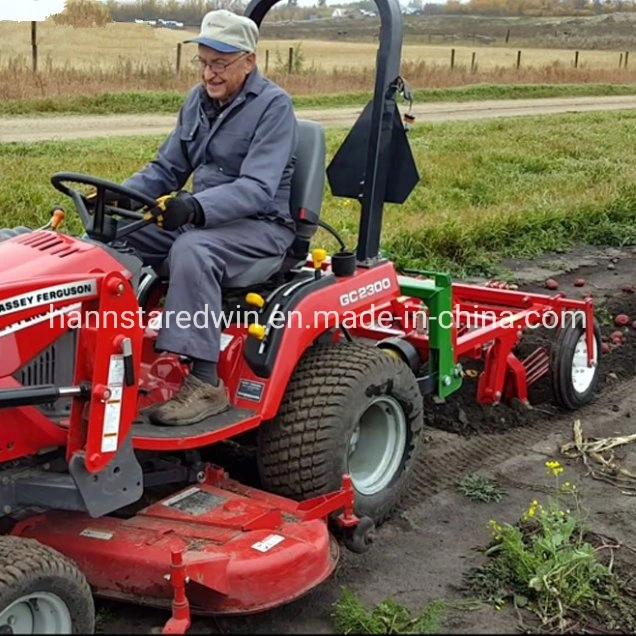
[0, 536, 95, 633]
[0, 227, 32, 243]
[257, 342, 424, 525]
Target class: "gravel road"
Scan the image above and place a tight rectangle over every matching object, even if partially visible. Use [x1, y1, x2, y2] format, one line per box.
[2, 95, 636, 142]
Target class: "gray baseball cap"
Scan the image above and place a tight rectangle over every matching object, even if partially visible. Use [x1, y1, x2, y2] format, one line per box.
[186, 9, 258, 54]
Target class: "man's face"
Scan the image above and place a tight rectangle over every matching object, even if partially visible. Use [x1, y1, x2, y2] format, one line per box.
[197, 45, 255, 104]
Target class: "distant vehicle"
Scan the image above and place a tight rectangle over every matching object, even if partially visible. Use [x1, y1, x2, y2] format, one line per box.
[158, 18, 185, 29]
[133, 18, 184, 28]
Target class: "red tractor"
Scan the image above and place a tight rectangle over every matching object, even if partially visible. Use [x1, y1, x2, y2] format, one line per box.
[0, 0, 601, 633]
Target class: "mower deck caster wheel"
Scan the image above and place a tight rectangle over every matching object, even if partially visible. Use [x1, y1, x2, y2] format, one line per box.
[343, 516, 376, 554]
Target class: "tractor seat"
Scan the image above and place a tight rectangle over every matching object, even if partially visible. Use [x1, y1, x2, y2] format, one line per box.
[222, 118, 326, 290]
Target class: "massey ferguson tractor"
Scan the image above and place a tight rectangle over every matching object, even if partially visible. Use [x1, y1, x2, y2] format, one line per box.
[0, 0, 601, 632]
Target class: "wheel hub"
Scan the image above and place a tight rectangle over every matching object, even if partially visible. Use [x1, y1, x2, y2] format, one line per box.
[348, 395, 407, 496]
[0, 592, 72, 634]
[571, 332, 598, 394]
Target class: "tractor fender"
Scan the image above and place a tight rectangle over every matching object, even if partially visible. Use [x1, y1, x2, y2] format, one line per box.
[246, 262, 402, 418]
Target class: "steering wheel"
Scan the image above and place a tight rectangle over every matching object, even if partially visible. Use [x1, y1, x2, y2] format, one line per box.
[51, 172, 159, 242]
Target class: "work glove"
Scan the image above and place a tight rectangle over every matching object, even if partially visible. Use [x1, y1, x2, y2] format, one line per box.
[147, 191, 204, 231]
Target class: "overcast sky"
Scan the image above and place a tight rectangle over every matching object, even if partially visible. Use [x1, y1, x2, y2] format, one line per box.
[0, 0, 65, 21]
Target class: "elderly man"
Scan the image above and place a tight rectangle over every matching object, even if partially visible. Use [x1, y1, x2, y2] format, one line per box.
[121, 9, 298, 426]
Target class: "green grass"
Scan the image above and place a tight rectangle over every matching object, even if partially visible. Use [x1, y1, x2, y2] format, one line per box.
[456, 474, 508, 503]
[2, 82, 636, 116]
[332, 588, 446, 634]
[4, 109, 636, 275]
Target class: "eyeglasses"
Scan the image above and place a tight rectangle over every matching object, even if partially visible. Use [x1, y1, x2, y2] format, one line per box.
[191, 53, 248, 74]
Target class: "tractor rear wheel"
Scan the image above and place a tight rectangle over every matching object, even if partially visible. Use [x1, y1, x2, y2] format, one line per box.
[551, 315, 601, 410]
[0, 536, 95, 633]
[257, 342, 424, 525]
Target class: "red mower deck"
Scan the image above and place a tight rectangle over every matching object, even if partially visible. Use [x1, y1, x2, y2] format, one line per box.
[12, 468, 358, 634]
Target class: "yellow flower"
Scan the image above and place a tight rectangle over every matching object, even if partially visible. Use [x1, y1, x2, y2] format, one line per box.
[545, 460, 564, 477]
[521, 499, 543, 521]
[488, 519, 503, 540]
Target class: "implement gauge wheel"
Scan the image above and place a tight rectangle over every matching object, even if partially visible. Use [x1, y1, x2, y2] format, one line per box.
[257, 342, 425, 525]
[551, 315, 601, 410]
[0, 536, 95, 634]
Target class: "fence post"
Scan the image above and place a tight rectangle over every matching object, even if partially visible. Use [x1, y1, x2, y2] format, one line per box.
[450, 48, 455, 69]
[265, 49, 269, 72]
[288, 46, 293, 73]
[625, 51, 630, 68]
[574, 50, 579, 68]
[505, 28, 510, 43]
[516, 50, 522, 69]
[176, 42, 182, 75]
[471, 51, 476, 72]
[31, 21, 38, 73]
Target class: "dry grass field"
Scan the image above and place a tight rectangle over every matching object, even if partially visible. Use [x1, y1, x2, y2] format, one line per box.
[2, 18, 636, 100]
[2, 10, 636, 103]
[0, 19, 630, 72]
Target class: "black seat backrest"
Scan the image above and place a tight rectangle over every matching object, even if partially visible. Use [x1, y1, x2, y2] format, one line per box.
[288, 119, 326, 259]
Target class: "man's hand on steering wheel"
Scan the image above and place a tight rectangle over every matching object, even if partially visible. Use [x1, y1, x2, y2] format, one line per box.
[143, 191, 204, 231]
[50, 173, 206, 240]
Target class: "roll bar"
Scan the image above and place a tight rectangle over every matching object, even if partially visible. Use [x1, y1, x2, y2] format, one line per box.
[244, 0, 417, 264]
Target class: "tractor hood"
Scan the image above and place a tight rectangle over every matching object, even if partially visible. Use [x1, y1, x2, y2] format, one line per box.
[0, 230, 141, 334]
[0, 230, 143, 378]
[0, 230, 140, 290]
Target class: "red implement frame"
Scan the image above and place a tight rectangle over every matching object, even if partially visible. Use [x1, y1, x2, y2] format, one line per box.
[346, 278, 596, 406]
[451, 284, 595, 404]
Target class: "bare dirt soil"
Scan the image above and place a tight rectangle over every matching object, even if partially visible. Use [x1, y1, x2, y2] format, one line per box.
[2, 95, 636, 143]
[95, 243, 636, 634]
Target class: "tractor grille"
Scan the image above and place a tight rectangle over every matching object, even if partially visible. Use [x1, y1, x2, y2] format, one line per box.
[15, 329, 77, 418]
[22, 346, 56, 386]
[15, 231, 81, 258]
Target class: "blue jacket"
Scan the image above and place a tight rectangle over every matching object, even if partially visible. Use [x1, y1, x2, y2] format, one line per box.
[123, 69, 298, 230]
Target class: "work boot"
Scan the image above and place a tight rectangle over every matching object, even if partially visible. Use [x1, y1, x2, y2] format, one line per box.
[149, 374, 230, 426]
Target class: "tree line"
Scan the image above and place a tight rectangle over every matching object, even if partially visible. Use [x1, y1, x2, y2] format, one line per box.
[57, 0, 636, 27]
[418, 0, 636, 16]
